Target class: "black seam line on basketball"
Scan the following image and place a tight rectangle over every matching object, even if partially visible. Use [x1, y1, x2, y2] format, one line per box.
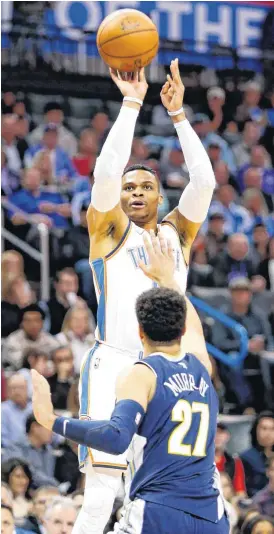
[100, 42, 158, 59]
[99, 28, 158, 47]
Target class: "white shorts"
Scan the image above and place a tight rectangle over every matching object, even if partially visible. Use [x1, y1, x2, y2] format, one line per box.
[78, 341, 140, 472]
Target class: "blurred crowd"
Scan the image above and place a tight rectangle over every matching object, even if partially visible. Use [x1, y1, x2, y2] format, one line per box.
[1, 75, 274, 533]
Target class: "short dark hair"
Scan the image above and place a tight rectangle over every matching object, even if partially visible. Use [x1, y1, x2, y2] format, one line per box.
[44, 102, 63, 114]
[22, 348, 48, 369]
[54, 267, 78, 284]
[123, 164, 160, 190]
[136, 287, 187, 344]
[26, 413, 38, 434]
[20, 304, 45, 322]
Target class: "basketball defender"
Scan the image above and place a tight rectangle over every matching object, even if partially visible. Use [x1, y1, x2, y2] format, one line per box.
[31, 237, 228, 534]
[77, 59, 215, 532]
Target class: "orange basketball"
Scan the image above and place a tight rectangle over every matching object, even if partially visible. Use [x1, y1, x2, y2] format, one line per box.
[97, 9, 159, 72]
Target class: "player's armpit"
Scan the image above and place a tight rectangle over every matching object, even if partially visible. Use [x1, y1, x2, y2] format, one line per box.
[115, 363, 156, 411]
[87, 203, 129, 261]
[183, 298, 212, 376]
[163, 208, 201, 264]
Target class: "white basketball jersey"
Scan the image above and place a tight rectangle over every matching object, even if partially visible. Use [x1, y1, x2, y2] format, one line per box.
[90, 220, 188, 355]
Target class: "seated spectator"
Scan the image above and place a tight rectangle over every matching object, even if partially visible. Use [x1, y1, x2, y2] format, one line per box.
[205, 212, 228, 260]
[252, 453, 274, 517]
[258, 236, 274, 290]
[215, 423, 246, 496]
[21, 486, 60, 534]
[2, 250, 25, 278]
[8, 168, 71, 230]
[1, 459, 33, 523]
[1, 504, 15, 534]
[24, 124, 78, 185]
[211, 233, 257, 287]
[2, 274, 35, 338]
[2, 304, 59, 370]
[188, 243, 215, 288]
[213, 160, 239, 193]
[211, 277, 273, 412]
[1, 482, 13, 508]
[243, 189, 273, 237]
[238, 147, 274, 202]
[252, 224, 271, 263]
[219, 473, 239, 532]
[210, 185, 253, 235]
[72, 128, 97, 176]
[2, 91, 16, 114]
[241, 515, 274, 534]
[233, 121, 261, 168]
[56, 306, 95, 374]
[1, 115, 22, 174]
[243, 166, 274, 212]
[160, 140, 188, 189]
[235, 81, 263, 125]
[19, 349, 50, 400]
[207, 139, 223, 168]
[1, 374, 32, 448]
[1, 149, 21, 197]
[28, 102, 77, 157]
[131, 138, 150, 165]
[54, 439, 83, 494]
[206, 86, 227, 132]
[241, 412, 274, 497]
[47, 347, 74, 410]
[2, 414, 59, 489]
[90, 111, 109, 147]
[193, 114, 236, 174]
[42, 497, 77, 534]
[41, 268, 81, 335]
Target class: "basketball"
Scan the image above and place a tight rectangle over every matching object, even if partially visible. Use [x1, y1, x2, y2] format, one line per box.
[96, 9, 159, 72]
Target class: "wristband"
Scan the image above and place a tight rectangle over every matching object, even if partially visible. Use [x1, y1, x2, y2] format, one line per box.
[123, 96, 143, 107]
[168, 107, 184, 117]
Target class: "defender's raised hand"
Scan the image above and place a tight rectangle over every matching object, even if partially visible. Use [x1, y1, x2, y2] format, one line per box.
[160, 58, 185, 113]
[110, 68, 148, 102]
[139, 230, 175, 285]
[31, 369, 56, 430]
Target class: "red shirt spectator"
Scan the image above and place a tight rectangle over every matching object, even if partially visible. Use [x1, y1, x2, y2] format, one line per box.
[215, 422, 246, 495]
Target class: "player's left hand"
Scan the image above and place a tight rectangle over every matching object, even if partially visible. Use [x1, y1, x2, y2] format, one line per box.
[139, 230, 175, 284]
[160, 58, 185, 112]
[31, 369, 56, 430]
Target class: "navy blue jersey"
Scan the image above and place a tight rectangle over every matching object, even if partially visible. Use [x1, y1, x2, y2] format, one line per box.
[128, 352, 224, 523]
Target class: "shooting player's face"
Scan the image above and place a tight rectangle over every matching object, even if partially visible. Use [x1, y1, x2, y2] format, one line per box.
[121, 170, 162, 225]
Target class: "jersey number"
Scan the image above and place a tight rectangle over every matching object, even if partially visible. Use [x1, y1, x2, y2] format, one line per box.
[168, 400, 209, 457]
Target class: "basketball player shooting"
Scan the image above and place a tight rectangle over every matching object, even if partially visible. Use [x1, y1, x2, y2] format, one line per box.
[32, 234, 228, 534]
[75, 58, 215, 534]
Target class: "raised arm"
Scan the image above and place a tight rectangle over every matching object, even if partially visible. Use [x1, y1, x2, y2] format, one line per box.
[139, 231, 212, 375]
[161, 59, 215, 264]
[88, 69, 148, 260]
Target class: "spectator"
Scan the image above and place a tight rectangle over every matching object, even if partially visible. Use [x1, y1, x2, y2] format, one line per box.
[215, 422, 246, 496]
[238, 147, 274, 202]
[1, 374, 32, 448]
[252, 224, 271, 263]
[213, 160, 239, 192]
[28, 102, 77, 157]
[1, 459, 33, 523]
[235, 81, 263, 125]
[54, 439, 83, 494]
[211, 185, 253, 235]
[219, 473, 239, 532]
[1, 149, 21, 197]
[2, 92, 16, 114]
[42, 497, 77, 534]
[90, 111, 109, 146]
[2, 304, 59, 370]
[21, 486, 60, 534]
[1, 250, 25, 279]
[243, 167, 274, 213]
[56, 306, 95, 374]
[211, 277, 273, 412]
[19, 349, 50, 400]
[42, 268, 80, 335]
[212, 233, 257, 287]
[233, 121, 261, 168]
[7, 168, 71, 230]
[207, 139, 223, 167]
[1, 504, 15, 534]
[47, 347, 74, 410]
[72, 128, 97, 177]
[188, 243, 215, 288]
[1, 482, 13, 508]
[2, 414, 59, 489]
[25, 124, 78, 184]
[205, 212, 228, 260]
[241, 412, 274, 497]
[241, 514, 274, 534]
[160, 140, 188, 189]
[131, 138, 150, 165]
[252, 453, 274, 517]
[258, 237, 274, 290]
[1, 115, 22, 174]
[206, 86, 226, 132]
[2, 274, 35, 338]
[242, 188, 273, 236]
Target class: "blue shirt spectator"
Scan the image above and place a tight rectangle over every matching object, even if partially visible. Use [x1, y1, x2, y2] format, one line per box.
[8, 168, 70, 229]
[24, 124, 78, 184]
[1, 374, 32, 448]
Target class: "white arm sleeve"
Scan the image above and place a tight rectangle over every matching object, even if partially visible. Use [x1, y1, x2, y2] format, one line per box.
[92, 105, 139, 212]
[175, 119, 216, 223]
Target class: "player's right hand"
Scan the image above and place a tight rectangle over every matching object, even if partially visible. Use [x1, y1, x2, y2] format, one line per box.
[109, 68, 148, 101]
[139, 230, 175, 284]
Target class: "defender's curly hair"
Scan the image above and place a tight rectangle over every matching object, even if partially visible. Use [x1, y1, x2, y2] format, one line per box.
[136, 287, 187, 344]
